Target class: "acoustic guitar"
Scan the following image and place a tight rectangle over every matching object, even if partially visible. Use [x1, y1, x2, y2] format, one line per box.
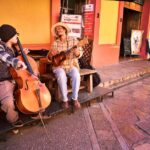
[48, 37, 88, 67]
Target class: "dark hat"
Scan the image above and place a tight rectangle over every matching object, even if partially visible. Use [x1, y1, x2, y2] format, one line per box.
[0, 24, 18, 42]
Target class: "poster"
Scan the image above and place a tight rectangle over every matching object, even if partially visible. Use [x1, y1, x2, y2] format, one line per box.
[131, 30, 144, 55]
[82, 4, 95, 39]
[61, 14, 82, 38]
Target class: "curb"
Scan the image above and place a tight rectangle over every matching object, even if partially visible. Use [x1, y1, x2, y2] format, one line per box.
[99, 61, 150, 88]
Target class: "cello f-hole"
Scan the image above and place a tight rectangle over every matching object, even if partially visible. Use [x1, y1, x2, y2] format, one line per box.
[25, 79, 29, 90]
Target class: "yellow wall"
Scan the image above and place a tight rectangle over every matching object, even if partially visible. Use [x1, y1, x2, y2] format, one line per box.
[99, 0, 119, 44]
[0, 0, 50, 44]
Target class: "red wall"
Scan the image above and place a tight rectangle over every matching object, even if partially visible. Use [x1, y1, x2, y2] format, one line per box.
[140, 0, 150, 57]
[50, 0, 61, 43]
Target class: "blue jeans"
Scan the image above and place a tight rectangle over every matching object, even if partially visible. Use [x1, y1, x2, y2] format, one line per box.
[53, 67, 80, 102]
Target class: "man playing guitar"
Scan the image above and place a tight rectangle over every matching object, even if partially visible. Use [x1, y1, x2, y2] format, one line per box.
[47, 22, 83, 109]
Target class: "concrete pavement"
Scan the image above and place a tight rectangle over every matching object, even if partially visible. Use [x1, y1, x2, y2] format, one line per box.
[0, 58, 150, 150]
[98, 58, 150, 88]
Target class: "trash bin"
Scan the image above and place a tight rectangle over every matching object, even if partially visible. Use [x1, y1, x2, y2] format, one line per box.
[123, 38, 131, 57]
[147, 38, 150, 60]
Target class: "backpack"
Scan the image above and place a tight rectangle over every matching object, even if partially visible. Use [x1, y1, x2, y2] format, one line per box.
[79, 58, 101, 88]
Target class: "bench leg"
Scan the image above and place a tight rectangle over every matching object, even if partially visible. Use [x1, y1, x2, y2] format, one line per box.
[87, 74, 93, 93]
[55, 86, 62, 102]
[112, 91, 114, 97]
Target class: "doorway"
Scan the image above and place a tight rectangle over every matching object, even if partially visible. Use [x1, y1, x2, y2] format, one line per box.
[120, 7, 142, 59]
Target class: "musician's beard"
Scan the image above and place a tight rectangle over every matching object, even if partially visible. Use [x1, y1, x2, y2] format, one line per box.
[55, 34, 61, 39]
[58, 35, 67, 42]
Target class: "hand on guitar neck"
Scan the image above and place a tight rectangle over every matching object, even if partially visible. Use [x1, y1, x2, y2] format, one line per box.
[72, 47, 80, 57]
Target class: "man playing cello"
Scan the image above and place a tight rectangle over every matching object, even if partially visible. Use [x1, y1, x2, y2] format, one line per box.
[0, 24, 27, 127]
[0, 24, 50, 127]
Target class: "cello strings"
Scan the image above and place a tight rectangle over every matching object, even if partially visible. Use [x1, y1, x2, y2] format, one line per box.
[39, 112, 51, 143]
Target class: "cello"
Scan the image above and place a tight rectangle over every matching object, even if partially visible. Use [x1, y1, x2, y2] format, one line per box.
[10, 38, 51, 114]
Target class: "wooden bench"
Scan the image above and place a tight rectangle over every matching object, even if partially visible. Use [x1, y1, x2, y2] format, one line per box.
[79, 69, 96, 93]
[39, 59, 97, 101]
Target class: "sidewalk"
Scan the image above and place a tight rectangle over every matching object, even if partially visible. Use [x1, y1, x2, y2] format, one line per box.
[97, 58, 150, 88]
[0, 58, 150, 150]
[94, 58, 150, 150]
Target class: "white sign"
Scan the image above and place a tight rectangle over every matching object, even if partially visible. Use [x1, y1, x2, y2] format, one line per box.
[82, 4, 94, 12]
[131, 30, 144, 55]
[61, 14, 82, 38]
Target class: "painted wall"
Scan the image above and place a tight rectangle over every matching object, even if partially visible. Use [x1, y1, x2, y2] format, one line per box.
[149, 18, 150, 38]
[99, 0, 119, 44]
[0, 0, 50, 46]
[148, 5, 150, 39]
[91, 0, 120, 68]
[50, 0, 61, 43]
[140, 0, 150, 57]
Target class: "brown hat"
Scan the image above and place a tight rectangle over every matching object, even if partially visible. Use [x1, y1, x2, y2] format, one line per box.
[0, 24, 18, 42]
[51, 22, 71, 37]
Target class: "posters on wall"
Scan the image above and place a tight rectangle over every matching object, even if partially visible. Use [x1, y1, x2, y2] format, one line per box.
[131, 30, 144, 55]
[61, 4, 95, 39]
[61, 14, 82, 38]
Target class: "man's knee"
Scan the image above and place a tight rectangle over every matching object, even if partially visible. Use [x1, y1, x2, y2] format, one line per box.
[1, 100, 15, 113]
[71, 68, 80, 80]
[54, 68, 67, 81]
[1, 100, 18, 123]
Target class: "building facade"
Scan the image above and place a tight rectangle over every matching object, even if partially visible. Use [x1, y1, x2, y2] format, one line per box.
[0, 0, 150, 68]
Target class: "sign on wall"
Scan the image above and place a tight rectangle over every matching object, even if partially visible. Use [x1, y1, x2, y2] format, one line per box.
[82, 4, 95, 39]
[61, 14, 82, 38]
[131, 30, 144, 55]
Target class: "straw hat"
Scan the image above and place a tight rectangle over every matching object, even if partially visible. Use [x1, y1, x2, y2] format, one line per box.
[51, 22, 71, 37]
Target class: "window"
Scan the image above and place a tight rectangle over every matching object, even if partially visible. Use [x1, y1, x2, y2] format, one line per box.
[61, 0, 86, 14]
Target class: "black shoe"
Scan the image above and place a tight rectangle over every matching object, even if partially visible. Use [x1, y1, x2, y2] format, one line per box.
[12, 119, 24, 128]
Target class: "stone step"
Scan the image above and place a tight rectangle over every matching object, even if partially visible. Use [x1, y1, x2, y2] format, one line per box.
[98, 59, 150, 88]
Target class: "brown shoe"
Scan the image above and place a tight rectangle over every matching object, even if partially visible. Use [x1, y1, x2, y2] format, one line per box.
[73, 100, 81, 109]
[61, 101, 69, 109]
